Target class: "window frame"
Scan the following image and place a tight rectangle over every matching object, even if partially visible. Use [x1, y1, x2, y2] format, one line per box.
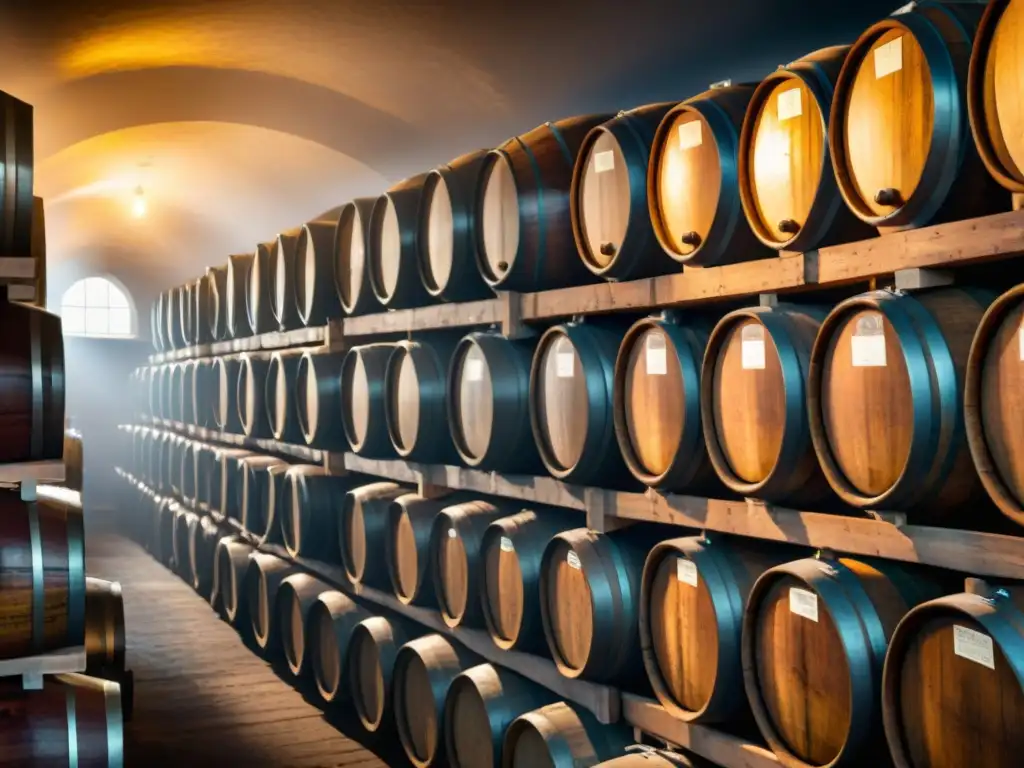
[60, 275, 137, 339]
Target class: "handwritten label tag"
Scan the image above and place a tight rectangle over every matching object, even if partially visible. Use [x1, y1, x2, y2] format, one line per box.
[874, 36, 904, 79]
[852, 312, 887, 367]
[447, 528, 457, 540]
[594, 150, 616, 173]
[645, 334, 668, 376]
[678, 120, 703, 151]
[789, 588, 819, 622]
[953, 625, 995, 669]
[741, 324, 766, 370]
[676, 557, 698, 587]
[777, 87, 803, 122]
[465, 358, 484, 382]
[567, 551, 582, 570]
[500, 536, 514, 553]
[556, 351, 575, 378]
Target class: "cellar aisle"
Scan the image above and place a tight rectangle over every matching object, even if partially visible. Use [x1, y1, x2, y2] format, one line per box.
[85, 534, 387, 768]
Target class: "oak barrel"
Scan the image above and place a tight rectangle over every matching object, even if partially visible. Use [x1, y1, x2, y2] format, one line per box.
[342, 343, 397, 457]
[247, 241, 277, 335]
[237, 352, 273, 438]
[187, 514, 220, 598]
[266, 348, 305, 443]
[179, 360, 195, 426]
[171, 507, 197, 579]
[179, 439, 197, 506]
[386, 493, 458, 606]
[340, 482, 412, 588]
[225, 253, 253, 339]
[0, 91, 32, 260]
[212, 354, 243, 433]
[308, 590, 372, 703]
[369, 174, 433, 309]
[190, 358, 214, 428]
[167, 363, 182, 422]
[240, 455, 290, 542]
[179, 281, 196, 347]
[166, 286, 184, 350]
[348, 614, 421, 732]
[205, 264, 228, 341]
[385, 335, 460, 463]
[296, 208, 343, 326]
[244, 552, 296, 657]
[281, 465, 350, 560]
[154, 498, 175, 567]
[217, 447, 256, 524]
[213, 536, 254, 626]
[502, 702, 633, 768]
[334, 197, 379, 316]
[192, 274, 213, 345]
[296, 350, 348, 450]
[271, 228, 302, 331]
[594, 751, 713, 767]
[275, 572, 332, 678]
[84, 577, 126, 677]
[152, 291, 167, 352]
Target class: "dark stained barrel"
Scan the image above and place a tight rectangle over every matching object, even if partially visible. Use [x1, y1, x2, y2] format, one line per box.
[247, 241, 277, 335]
[84, 577, 125, 677]
[212, 355, 244, 433]
[296, 350, 348, 450]
[187, 515, 220, 598]
[742, 555, 942, 768]
[226, 253, 254, 339]
[237, 352, 273, 438]
[63, 428, 84, 492]
[419, 150, 495, 302]
[240, 455, 290, 538]
[571, 103, 677, 281]
[296, 208, 343, 326]
[266, 349, 305, 443]
[217, 448, 256, 524]
[190, 358, 214, 428]
[334, 198, 379, 316]
[649, 84, 773, 266]
[205, 264, 228, 341]
[702, 304, 832, 507]
[213, 536, 254, 627]
[0, 91, 32, 260]
[503, 702, 633, 768]
[340, 482, 412, 588]
[342, 343, 397, 457]
[244, 552, 296, 657]
[385, 335, 460, 463]
[477, 114, 612, 292]
[370, 174, 433, 309]
[831, 2, 1007, 231]
[347, 615, 421, 732]
[275, 572, 332, 678]
[271, 228, 302, 331]
[281, 465, 350, 561]
[386, 493, 456, 606]
[447, 331, 543, 474]
[808, 288, 993, 517]
[479, 509, 579, 654]
[739, 47, 875, 251]
[308, 590, 372, 703]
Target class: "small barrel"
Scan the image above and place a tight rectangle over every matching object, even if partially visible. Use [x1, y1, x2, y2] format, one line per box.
[742, 555, 942, 768]
[649, 84, 773, 267]
[308, 590, 372, 703]
[447, 331, 543, 474]
[808, 288, 993, 516]
[213, 537, 253, 625]
[212, 355, 244, 432]
[266, 349, 305, 443]
[348, 615, 421, 732]
[239, 455, 289, 537]
[342, 343, 396, 457]
[237, 352, 273, 438]
[217, 448, 256, 524]
[84, 578, 126, 677]
[247, 241, 278, 335]
[282, 465, 350, 561]
[530, 320, 635, 488]
[296, 208, 344, 326]
[187, 515, 220, 598]
[830, 2, 1007, 230]
[882, 588, 1024, 768]
[340, 482, 413, 588]
[370, 174, 433, 309]
[479, 509, 579, 654]
[275, 572, 332, 678]
[386, 494, 455, 606]
[226, 253, 253, 339]
[702, 304, 832, 507]
[334, 198, 378, 316]
[271, 228, 302, 331]
[614, 314, 718, 493]
[244, 552, 296, 657]
[503, 702, 633, 768]
[205, 264, 228, 341]
[296, 350, 348, 450]
[191, 358, 215, 428]
[385, 335, 460, 463]
[419, 150, 495, 302]
[571, 103, 677, 281]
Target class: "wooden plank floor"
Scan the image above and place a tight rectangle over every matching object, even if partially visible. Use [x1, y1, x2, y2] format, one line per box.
[86, 535, 389, 768]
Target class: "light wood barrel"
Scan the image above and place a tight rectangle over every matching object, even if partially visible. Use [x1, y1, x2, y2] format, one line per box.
[247, 241, 277, 335]
[271, 228, 302, 331]
[479, 509, 579, 654]
[226, 253, 254, 339]
[420, 150, 495, 302]
[503, 701, 633, 768]
[190, 358, 214, 427]
[443, 663, 556, 768]
[296, 208, 343, 326]
[0, 92, 32, 259]
[282, 465, 350, 560]
[308, 590, 372, 703]
[84, 578, 125, 677]
[212, 355, 244, 432]
[447, 331, 543, 473]
[742, 555, 942, 768]
[217, 448, 256, 524]
[739, 47, 875, 251]
[296, 351, 348, 450]
[571, 103, 676, 281]
[385, 335, 460, 463]
[334, 198, 379, 316]
[882, 588, 1024, 768]
[243, 551, 296, 656]
[831, 2, 1007, 230]
[266, 348, 305, 443]
[205, 264, 228, 341]
[808, 288, 993, 516]
[370, 174, 433, 309]
[340, 482, 412, 587]
[701, 304, 832, 507]
[342, 343, 397, 457]
[649, 84, 773, 267]
[240, 455, 289, 538]
[213, 537, 253, 625]
[237, 352, 273, 438]
[348, 615, 421, 732]
[386, 494, 457, 606]
[594, 750, 713, 767]
[275, 572, 332, 678]
[187, 515, 220, 598]
[529, 321, 635, 488]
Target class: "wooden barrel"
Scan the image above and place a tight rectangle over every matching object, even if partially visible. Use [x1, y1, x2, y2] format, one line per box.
[213, 536, 253, 626]
[64, 428, 84, 492]
[369, 174, 433, 309]
[244, 551, 296, 656]
[386, 493, 456, 606]
[649, 84, 773, 267]
[340, 482, 413, 588]
[192, 275, 213, 345]
[742, 555, 942, 768]
[830, 2, 1007, 231]
[217, 448, 256, 524]
[187, 514, 220, 597]
[419, 150, 495, 303]
[308, 590, 372, 703]
[240, 455, 290, 541]
[271, 228, 302, 331]
[701, 304, 832, 507]
[212, 355, 244, 432]
[296, 351, 348, 450]
[594, 750, 713, 767]
[148, 365, 164, 420]
[205, 265, 228, 341]
[152, 291, 167, 352]
[0, 91, 32, 259]
[237, 352, 273, 438]
[165, 286, 183, 350]
[571, 103, 677, 281]
[334, 197, 379, 316]
[479, 508, 579, 654]
[84, 578, 125, 677]
[385, 335, 460, 463]
[443, 663, 556, 768]
[282, 465, 350, 560]
[807, 288, 993, 516]
[342, 343, 397, 457]
[348, 615, 421, 732]
[447, 331, 543, 474]
[247, 241, 278, 335]
[168, 434, 186, 498]
[266, 348, 305, 443]
[477, 114, 612, 292]
[503, 702, 633, 768]
[154, 498, 175, 567]
[180, 281, 197, 347]
[881, 587, 1024, 768]
[0, 673, 124, 768]
[614, 314, 719, 493]
[180, 360, 196, 425]
[179, 439, 197, 505]
[190, 358, 214, 428]
[167, 363, 183, 422]
[275, 572, 331, 678]
[226, 253, 253, 339]
[172, 507, 197, 578]
[297, 208, 344, 326]
[529, 320, 635, 488]
[738, 47, 875, 251]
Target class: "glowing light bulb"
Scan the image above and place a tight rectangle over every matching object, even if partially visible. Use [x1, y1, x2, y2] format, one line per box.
[132, 185, 147, 218]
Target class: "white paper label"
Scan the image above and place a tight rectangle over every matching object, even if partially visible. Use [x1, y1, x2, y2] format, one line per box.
[645, 334, 668, 376]
[567, 551, 582, 570]
[953, 625, 995, 670]
[874, 36, 904, 79]
[741, 324, 766, 370]
[500, 536, 514, 553]
[789, 588, 819, 622]
[556, 352, 575, 378]
[594, 150, 616, 173]
[852, 313, 887, 367]
[777, 87, 803, 122]
[465, 358, 484, 382]
[447, 528, 457, 540]
[678, 120, 703, 151]
[676, 557, 698, 587]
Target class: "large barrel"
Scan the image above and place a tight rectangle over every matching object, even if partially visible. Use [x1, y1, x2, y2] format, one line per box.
[386, 493, 456, 606]
[296, 208, 343, 326]
[342, 343, 397, 457]
[881, 588, 1024, 768]
[742, 555, 942, 768]
[0, 301, 65, 462]
[84, 578, 126, 678]
[447, 331, 543, 474]
[340, 482, 412, 588]
[271, 228, 302, 331]
[830, 2, 1007, 231]
[807, 288, 992, 516]
[266, 349, 305, 443]
[571, 103, 677, 281]
[0, 91, 32, 259]
[0, 673, 124, 768]
[179, 360, 195, 425]
[334, 198, 378, 316]
[529, 320, 635, 488]
[701, 304, 832, 507]
[443, 663, 556, 768]
[281, 465, 350, 561]
[479, 509, 579, 654]
[217, 447, 256, 524]
[649, 84, 772, 267]
[296, 350, 348, 450]
[179, 281, 196, 347]
[187, 515, 220, 597]
[419, 150, 495, 302]
[239, 455, 290, 538]
[369, 174, 433, 309]
[237, 352, 273, 438]
[308, 590, 372, 703]
[244, 552, 296, 657]
[212, 355, 244, 432]
[205, 264, 228, 341]
[614, 314, 718, 494]
[385, 335, 460, 463]
[190, 358, 214, 428]
[275, 572, 331, 678]
[225, 253, 253, 339]
[503, 702, 633, 768]
[738, 47, 875, 251]
[247, 241, 277, 335]
[348, 615, 421, 732]
[213, 537, 254, 627]
[477, 114, 612, 292]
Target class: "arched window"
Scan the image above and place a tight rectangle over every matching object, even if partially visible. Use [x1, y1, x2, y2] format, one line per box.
[60, 276, 135, 338]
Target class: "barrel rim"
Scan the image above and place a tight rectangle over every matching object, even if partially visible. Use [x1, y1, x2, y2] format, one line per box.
[417, 171, 451, 295]
[296, 351, 317, 443]
[368, 193, 400, 304]
[294, 224, 316, 325]
[429, 507, 473, 628]
[347, 618, 391, 732]
[226, 252, 255, 339]
[446, 335, 490, 466]
[272, 228, 301, 327]
[501, 703, 593, 768]
[478, 517, 530, 650]
[383, 342, 419, 456]
[473, 149, 520, 287]
[275, 576, 306, 677]
[442, 665, 498, 768]
[392, 635, 464, 767]
[385, 498, 420, 603]
[333, 198, 378, 315]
